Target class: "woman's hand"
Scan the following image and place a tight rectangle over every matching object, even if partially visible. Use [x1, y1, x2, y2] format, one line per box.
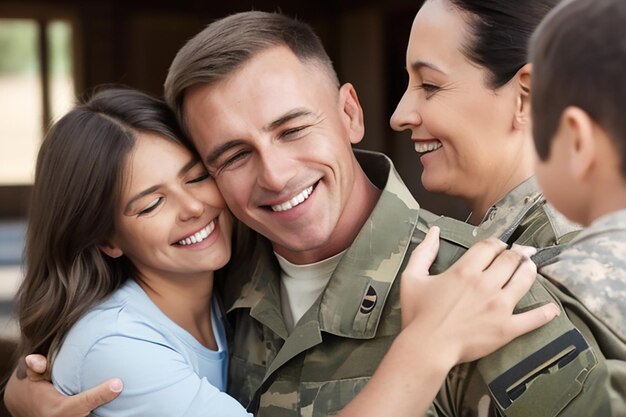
[400, 227, 559, 365]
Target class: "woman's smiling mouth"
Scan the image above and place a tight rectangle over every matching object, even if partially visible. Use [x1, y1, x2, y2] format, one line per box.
[176, 220, 217, 246]
[413, 140, 443, 155]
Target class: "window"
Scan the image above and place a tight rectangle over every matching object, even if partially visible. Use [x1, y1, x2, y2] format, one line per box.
[0, 18, 75, 185]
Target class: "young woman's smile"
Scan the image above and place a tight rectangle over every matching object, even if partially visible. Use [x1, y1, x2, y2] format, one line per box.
[105, 132, 232, 280]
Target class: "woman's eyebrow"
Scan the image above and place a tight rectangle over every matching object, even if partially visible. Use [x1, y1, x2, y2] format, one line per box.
[410, 60, 447, 75]
[124, 157, 198, 214]
[124, 185, 161, 214]
[179, 157, 199, 176]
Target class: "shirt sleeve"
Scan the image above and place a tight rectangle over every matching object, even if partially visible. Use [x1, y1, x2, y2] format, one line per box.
[74, 334, 252, 417]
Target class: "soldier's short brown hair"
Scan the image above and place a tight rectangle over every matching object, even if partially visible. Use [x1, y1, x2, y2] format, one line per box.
[530, 0, 626, 177]
[164, 11, 339, 132]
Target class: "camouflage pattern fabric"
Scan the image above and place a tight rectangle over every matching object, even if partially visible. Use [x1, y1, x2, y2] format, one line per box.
[222, 150, 419, 417]
[424, 181, 624, 416]
[538, 209, 626, 416]
[220, 151, 616, 417]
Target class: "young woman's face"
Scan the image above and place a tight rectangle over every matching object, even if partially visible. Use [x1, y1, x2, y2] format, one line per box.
[105, 132, 232, 280]
[390, 0, 522, 201]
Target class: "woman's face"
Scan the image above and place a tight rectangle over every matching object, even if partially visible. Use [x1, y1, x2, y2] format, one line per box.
[104, 132, 232, 280]
[390, 0, 522, 201]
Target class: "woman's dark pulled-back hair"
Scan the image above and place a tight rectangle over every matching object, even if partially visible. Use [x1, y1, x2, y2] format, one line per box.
[531, 0, 626, 177]
[446, 0, 562, 88]
[17, 88, 192, 362]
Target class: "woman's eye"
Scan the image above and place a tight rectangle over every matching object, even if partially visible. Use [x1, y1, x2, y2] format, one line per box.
[138, 197, 162, 215]
[419, 83, 440, 95]
[187, 173, 210, 184]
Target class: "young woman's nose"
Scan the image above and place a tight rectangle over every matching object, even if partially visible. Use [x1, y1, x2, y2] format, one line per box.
[178, 189, 205, 221]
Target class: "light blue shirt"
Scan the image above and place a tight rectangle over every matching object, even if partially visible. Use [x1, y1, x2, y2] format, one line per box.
[52, 279, 251, 417]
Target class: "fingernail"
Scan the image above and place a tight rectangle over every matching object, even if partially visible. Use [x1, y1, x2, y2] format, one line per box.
[109, 379, 123, 392]
[550, 304, 561, 318]
[25, 355, 41, 368]
[24, 356, 34, 367]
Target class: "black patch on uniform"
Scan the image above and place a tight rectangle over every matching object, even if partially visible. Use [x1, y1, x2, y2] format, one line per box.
[360, 285, 377, 314]
[489, 329, 590, 409]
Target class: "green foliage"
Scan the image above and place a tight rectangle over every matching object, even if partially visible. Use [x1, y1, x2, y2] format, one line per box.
[0, 19, 72, 75]
[48, 21, 72, 76]
[0, 19, 39, 74]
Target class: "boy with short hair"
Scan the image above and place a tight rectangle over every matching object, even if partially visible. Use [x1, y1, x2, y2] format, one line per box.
[530, 0, 626, 413]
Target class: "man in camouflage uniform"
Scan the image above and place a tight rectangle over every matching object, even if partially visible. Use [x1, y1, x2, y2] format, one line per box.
[160, 11, 618, 417]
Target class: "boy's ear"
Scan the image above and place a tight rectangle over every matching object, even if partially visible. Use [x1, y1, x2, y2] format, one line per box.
[562, 106, 595, 181]
[99, 240, 124, 259]
[513, 63, 532, 130]
[338, 83, 365, 145]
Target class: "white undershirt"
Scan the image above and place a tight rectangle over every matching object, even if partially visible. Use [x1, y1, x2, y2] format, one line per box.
[275, 250, 347, 333]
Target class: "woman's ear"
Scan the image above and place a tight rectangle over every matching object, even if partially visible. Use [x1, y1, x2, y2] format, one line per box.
[513, 63, 532, 130]
[338, 83, 365, 145]
[99, 241, 123, 259]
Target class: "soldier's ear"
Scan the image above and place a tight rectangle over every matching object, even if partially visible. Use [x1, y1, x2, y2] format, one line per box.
[513, 64, 532, 130]
[338, 83, 365, 145]
[561, 107, 595, 182]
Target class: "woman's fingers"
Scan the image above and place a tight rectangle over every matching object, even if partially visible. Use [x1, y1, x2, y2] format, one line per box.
[404, 226, 441, 278]
[449, 238, 508, 276]
[401, 227, 441, 327]
[509, 303, 561, 337]
[483, 249, 528, 290]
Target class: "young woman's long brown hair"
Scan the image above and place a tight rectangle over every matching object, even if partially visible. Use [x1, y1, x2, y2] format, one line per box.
[16, 88, 193, 365]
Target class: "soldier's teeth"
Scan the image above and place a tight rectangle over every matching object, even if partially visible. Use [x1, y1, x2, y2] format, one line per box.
[178, 221, 216, 246]
[415, 141, 442, 154]
[271, 185, 314, 212]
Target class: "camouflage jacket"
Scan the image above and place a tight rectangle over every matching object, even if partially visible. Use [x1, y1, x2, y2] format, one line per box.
[538, 209, 626, 416]
[221, 150, 421, 417]
[424, 180, 624, 417]
[220, 152, 604, 417]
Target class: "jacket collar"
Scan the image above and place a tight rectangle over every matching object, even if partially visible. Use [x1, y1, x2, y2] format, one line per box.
[476, 176, 545, 241]
[223, 150, 419, 340]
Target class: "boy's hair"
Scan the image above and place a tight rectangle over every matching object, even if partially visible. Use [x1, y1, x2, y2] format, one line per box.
[164, 11, 339, 132]
[530, 0, 626, 177]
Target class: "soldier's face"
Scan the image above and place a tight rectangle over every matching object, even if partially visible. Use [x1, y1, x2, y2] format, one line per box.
[184, 46, 366, 264]
[390, 0, 527, 203]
